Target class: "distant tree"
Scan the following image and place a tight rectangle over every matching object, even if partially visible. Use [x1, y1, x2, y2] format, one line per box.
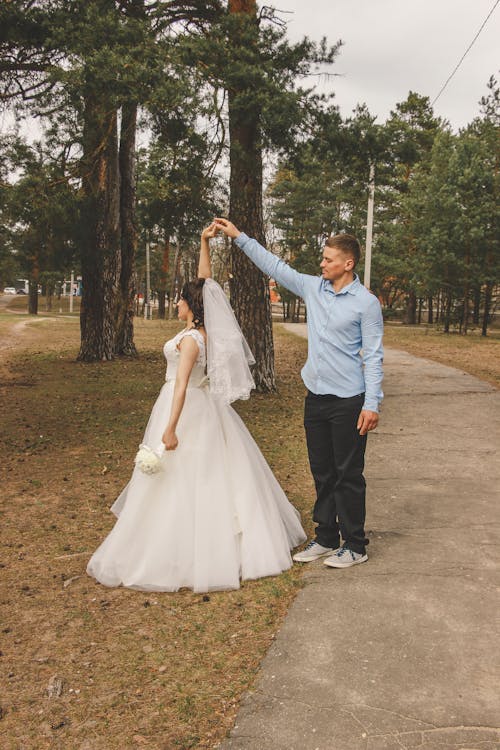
[2, 138, 77, 314]
[137, 90, 224, 319]
[405, 78, 499, 334]
[374, 92, 443, 323]
[268, 103, 387, 315]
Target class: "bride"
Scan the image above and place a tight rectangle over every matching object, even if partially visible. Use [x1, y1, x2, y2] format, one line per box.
[86, 223, 306, 592]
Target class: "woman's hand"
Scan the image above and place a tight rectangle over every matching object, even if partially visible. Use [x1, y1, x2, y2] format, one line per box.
[213, 218, 241, 239]
[201, 222, 218, 240]
[162, 427, 178, 451]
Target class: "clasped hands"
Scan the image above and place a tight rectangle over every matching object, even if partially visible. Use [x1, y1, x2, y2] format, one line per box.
[202, 218, 241, 240]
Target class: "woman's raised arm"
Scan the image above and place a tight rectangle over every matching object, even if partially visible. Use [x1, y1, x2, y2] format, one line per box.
[198, 222, 217, 279]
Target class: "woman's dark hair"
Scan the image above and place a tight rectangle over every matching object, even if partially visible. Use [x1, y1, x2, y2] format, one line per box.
[180, 278, 205, 328]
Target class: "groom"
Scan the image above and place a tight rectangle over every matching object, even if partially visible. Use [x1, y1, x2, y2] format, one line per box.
[214, 218, 383, 569]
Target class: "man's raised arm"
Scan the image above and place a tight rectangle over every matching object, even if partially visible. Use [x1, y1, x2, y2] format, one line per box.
[214, 218, 306, 299]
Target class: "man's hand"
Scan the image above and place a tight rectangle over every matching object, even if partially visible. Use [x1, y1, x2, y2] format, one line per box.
[357, 409, 379, 436]
[214, 218, 241, 239]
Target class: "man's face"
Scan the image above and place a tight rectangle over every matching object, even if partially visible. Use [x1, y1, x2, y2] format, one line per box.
[320, 246, 354, 282]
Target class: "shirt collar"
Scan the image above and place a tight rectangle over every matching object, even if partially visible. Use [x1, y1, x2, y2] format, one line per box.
[322, 273, 361, 296]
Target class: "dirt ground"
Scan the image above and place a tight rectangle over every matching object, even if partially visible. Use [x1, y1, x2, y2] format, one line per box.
[0, 308, 314, 750]
[0, 301, 498, 749]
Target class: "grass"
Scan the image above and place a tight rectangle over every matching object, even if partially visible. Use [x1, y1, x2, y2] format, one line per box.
[1, 307, 497, 750]
[384, 323, 500, 387]
[0, 315, 314, 750]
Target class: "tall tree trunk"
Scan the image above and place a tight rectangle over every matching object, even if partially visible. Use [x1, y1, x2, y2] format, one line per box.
[115, 101, 138, 356]
[28, 247, 39, 314]
[482, 282, 492, 337]
[461, 247, 471, 335]
[296, 299, 302, 323]
[427, 295, 433, 324]
[78, 95, 121, 362]
[443, 291, 452, 333]
[461, 290, 469, 334]
[404, 291, 417, 324]
[28, 276, 38, 315]
[168, 245, 180, 319]
[158, 237, 170, 320]
[227, 0, 275, 392]
[473, 286, 481, 325]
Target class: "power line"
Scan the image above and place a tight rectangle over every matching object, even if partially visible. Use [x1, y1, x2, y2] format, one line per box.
[431, 0, 500, 106]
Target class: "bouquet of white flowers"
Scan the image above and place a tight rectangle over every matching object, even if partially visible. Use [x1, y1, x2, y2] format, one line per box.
[134, 443, 164, 475]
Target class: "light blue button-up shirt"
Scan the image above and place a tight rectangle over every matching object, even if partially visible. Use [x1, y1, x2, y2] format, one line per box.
[235, 233, 384, 412]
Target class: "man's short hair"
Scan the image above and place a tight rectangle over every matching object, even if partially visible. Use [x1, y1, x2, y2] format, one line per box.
[325, 234, 361, 267]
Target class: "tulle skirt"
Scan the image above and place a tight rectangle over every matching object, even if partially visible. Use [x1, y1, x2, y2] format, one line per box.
[86, 381, 306, 592]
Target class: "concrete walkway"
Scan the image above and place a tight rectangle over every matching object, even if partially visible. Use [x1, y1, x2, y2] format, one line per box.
[220, 326, 500, 750]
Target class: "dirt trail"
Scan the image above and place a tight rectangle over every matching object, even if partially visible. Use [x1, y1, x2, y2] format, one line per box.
[0, 295, 58, 378]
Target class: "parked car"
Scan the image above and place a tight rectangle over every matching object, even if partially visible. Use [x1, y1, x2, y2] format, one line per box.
[3, 287, 16, 294]
[16, 289, 27, 294]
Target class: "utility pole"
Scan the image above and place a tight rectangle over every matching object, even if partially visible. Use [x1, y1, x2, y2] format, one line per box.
[69, 270, 74, 313]
[145, 241, 151, 320]
[364, 162, 375, 290]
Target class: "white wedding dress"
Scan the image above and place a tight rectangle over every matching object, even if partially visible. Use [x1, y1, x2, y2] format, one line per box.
[87, 328, 306, 592]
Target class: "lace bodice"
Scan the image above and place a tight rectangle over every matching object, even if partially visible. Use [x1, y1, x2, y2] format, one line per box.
[163, 328, 207, 387]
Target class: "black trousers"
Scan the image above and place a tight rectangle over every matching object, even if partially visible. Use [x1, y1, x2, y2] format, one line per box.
[304, 391, 368, 555]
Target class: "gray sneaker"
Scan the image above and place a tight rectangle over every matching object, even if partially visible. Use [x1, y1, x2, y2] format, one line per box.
[293, 540, 338, 563]
[324, 547, 368, 568]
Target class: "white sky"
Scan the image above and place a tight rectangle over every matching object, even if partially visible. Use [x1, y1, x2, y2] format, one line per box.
[276, 0, 499, 129]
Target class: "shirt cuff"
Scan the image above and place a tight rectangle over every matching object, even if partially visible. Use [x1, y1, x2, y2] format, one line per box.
[235, 232, 250, 248]
[362, 399, 379, 413]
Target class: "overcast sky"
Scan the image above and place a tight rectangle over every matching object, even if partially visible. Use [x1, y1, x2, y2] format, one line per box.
[276, 0, 499, 129]
[1, 0, 498, 139]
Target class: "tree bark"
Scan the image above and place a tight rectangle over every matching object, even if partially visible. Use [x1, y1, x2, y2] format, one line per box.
[427, 295, 433, 324]
[168, 244, 180, 319]
[28, 276, 38, 315]
[115, 101, 138, 356]
[227, 0, 275, 392]
[460, 246, 471, 335]
[473, 286, 481, 325]
[482, 282, 492, 337]
[443, 290, 452, 333]
[158, 237, 170, 320]
[404, 291, 417, 324]
[77, 94, 121, 362]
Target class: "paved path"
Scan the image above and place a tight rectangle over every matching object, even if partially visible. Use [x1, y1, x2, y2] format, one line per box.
[220, 325, 500, 750]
